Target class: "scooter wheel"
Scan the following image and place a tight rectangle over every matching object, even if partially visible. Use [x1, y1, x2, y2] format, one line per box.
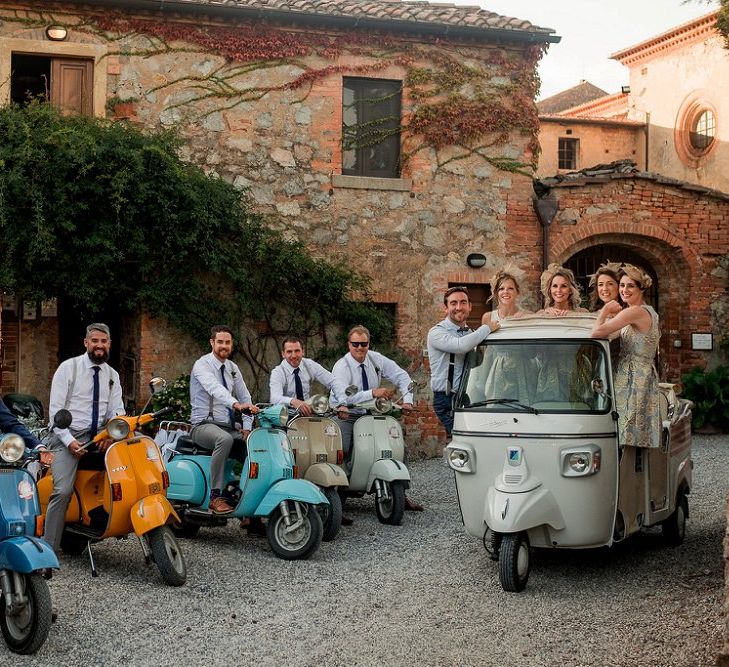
[375, 480, 405, 526]
[498, 532, 530, 593]
[267, 503, 323, 560]
[148, 526, 187, 586]
[0, 573, 52, 654]
[321, 488, 342, 542]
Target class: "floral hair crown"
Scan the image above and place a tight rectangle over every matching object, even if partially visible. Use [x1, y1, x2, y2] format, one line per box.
[588, 260, 622, 288]
[620, 263, 653, 289]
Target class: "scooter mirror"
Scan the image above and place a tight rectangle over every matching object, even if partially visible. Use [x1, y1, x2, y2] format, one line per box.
[345, 385, 359, 397]
[406, 381, 416, 394]
[53, 409, 73, 430]
[149, 377, 167, 395]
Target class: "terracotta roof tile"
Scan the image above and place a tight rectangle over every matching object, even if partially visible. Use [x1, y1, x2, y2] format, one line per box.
[154, 0, 557, 36]
[537, 81, 609, 115]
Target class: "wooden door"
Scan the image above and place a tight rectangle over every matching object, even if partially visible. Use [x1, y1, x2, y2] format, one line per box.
[50, 58, 93, 116]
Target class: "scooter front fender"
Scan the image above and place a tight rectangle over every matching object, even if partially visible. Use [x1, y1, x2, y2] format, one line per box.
[366, 458, 411, 492]
[254, 479, 328, 517]
[0, 537, 59, 573]
[304, 463, 349, 489]
[130, 495, 180, 536]
[484, 486, 565, 534]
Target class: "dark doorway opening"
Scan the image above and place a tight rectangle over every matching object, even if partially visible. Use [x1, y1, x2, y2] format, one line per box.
[11, 54, 51, 105]
[565, 244, 658, 310]
[57, 297, 122, 370]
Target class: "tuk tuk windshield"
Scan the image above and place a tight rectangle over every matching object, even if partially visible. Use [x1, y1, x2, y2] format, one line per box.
[457, 340, 611, 414]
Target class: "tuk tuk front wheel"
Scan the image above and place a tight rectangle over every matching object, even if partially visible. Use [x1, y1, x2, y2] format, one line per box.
[148, 526, 187, 587]
[662, 492, 688, 546]
[321, 488, 342, 542]
[498, 532, 530, 593]
[267, 503, 323, 560]
[0, 572, 52, 654]
[375, 480, 405, 526]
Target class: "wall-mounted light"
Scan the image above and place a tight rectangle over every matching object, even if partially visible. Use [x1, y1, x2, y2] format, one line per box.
[621, 85, 631, 94]
[46, 25, 68, 41]
[466, 253, 487, 269]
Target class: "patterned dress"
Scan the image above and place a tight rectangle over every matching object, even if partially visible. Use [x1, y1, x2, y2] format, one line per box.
[614, 305, 660, 448]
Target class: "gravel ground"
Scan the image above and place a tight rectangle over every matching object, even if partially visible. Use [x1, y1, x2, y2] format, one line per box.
[5, 435, 727, 667]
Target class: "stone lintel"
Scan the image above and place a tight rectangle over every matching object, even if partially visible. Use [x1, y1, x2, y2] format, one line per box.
[332, 175, 412, 192]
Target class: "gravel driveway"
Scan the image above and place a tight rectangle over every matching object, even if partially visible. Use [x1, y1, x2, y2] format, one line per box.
[5, 435, 727, 667]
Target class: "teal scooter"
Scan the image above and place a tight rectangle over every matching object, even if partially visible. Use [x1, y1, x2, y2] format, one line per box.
[162, 405, 328, 560]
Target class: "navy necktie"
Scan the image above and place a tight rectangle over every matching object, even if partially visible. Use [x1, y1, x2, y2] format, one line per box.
[293, 368, 305, 401]
[360, 364, 369, 391]
[89, 366, 100, 439]
[220, 364, 236, 428]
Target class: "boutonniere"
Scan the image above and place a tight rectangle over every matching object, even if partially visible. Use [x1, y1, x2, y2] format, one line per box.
[231, 370, 237, 379]
[109, 379, 115, 389]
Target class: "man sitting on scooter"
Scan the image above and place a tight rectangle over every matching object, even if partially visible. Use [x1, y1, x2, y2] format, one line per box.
[269, 336, 349, 417]
[44, 322, 125, 553]
[189, 325, 258, 514]
[330, 325, 424, 512]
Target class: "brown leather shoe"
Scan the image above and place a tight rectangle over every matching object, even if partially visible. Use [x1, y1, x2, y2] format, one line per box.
[209, 496, 234, 514]
[404, 496, 424, 512]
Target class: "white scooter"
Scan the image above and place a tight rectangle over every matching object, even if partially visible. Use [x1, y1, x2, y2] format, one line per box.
[341, 386, 412, 525]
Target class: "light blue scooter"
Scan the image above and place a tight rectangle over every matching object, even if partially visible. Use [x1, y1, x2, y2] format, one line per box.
[163, 405, 328, 560]
[0, 434, 59, 654]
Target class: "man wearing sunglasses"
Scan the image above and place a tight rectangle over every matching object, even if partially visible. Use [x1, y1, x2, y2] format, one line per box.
[427, 286, 500, 437]
[331, 325, 423, 511]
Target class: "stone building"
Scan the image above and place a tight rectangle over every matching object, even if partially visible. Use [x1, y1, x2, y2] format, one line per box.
[0, 2, 726, 453]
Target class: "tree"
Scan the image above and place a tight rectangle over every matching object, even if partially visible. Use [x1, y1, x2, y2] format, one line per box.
[0, 102, 394, 390]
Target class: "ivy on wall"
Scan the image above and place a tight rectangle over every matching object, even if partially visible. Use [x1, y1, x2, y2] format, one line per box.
[6, 8, 546, 172]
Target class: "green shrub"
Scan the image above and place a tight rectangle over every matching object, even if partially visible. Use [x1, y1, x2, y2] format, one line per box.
[150, 375, 191, 423]
[680, 365, 729, 432]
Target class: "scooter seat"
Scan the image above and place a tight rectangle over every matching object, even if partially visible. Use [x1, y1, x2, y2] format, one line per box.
[175, 435, 213, 456]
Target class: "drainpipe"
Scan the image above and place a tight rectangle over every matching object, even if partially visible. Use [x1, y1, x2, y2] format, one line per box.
[532, 190, 559, 270]
[644, 112, 650, 172]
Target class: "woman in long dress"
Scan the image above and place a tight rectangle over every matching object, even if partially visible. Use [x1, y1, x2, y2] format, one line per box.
[591, 264, 660, 448]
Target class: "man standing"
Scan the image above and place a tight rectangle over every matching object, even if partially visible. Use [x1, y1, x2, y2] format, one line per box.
[331, 325, 423, 512]
[190, 325, 257, 514]
[427, 286, 499, 436]
[269, 336, 348, 416]
[44, 323, 125, 552]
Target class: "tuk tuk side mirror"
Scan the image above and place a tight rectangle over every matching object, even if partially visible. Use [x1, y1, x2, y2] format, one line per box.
[149, 377, 167, 395]
[53, 409, 73, 430]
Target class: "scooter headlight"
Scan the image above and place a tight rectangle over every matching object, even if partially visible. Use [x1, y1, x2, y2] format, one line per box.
[0, 434, 25, 463]
[373, 397, 392, 414]
[308, 394, 329, 416]
[561, 446, 601, 477]
[107, 418, 131, 441]
[445, 444, 475, 474]
[276, 406, 288, 428]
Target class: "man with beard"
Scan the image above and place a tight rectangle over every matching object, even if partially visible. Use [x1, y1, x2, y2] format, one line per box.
[43, 323, 125, 552]
[190, 325, 257, 514]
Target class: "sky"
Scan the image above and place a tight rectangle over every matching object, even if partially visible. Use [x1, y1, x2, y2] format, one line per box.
[458, 0, 721, 99]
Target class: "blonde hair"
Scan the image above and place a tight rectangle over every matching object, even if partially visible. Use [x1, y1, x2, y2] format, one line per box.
[540, 264, 582, 310]
[489, 270, 521, 307]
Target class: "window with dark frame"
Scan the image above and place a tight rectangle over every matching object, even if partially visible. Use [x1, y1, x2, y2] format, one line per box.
[10, 53, 93, 116]
[342, 77, 402, 178]
[558, 137, 579, 170]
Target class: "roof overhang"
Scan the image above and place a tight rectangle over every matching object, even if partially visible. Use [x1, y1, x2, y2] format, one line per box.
[539, 115, 645, 129]
[58, 0, 561, 44]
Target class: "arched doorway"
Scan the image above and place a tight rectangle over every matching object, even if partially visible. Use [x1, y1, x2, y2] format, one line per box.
[565, 244, 658, 309]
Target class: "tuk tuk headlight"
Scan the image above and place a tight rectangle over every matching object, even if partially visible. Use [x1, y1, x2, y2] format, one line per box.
[107, 418, 130, 441]
[0, 434, 25, 463]
[561, 445, 601, 477]
[446, 445, 475, 474]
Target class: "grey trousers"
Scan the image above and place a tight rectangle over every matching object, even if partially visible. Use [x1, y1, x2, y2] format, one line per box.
[191, 423, 244, 494]
[44, 433, 87, 552]
[334, 415, 359, 473]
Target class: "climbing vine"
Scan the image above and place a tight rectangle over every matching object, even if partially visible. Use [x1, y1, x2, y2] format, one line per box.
[6, 8, 546, 171]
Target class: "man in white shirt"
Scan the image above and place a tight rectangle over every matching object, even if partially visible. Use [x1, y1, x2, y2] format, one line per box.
[44, 323, 125, 552]
[190, 325, 257, 514]
[269, 336, 348, 415]
[427, 286, 499, 436]
[330, 325, 423, 511]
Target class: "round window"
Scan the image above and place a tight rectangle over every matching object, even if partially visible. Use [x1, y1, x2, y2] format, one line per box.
[689, 109, 715, 151]
[674, 96, 719, 167]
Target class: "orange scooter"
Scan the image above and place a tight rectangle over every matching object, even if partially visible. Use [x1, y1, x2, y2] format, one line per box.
[37, 379, 186, 586]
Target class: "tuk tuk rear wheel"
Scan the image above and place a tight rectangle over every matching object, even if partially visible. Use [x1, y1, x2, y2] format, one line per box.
[375, 480, 405, 526]
[321, 488, 342, 542]
[267, 504, 323, 560]
[498, 532, 530, 593]
[148, 526, 187, 587]
[0, 573, 52, 654]
[662, 492, 688, 546]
